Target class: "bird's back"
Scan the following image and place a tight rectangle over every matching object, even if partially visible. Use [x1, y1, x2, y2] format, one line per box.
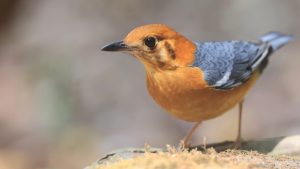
[192, 32, 294, 90]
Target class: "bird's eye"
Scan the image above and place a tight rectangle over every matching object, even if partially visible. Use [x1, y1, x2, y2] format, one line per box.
[144, 37, 157, 49]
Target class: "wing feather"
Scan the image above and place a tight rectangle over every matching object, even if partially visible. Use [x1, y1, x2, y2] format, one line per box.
[192, 41, 269, 90]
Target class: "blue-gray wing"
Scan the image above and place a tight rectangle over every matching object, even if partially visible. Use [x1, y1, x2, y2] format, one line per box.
[192, 32, 294, 90]
[192, 41, 269, 89]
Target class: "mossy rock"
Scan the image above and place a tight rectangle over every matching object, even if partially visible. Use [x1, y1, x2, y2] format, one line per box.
[85, 135, 300, 169]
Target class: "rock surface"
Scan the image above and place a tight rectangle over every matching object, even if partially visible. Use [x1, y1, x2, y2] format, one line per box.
[85, 135, 300, 169]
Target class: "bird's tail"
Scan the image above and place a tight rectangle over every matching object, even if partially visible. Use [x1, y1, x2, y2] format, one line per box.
[260, 31, 295, 51]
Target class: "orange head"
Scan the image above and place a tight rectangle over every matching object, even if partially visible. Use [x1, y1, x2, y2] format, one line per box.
[102, 24, 196, 71]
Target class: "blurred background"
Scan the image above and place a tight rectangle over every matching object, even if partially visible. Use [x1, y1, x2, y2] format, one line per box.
[0, 0, 299, 168]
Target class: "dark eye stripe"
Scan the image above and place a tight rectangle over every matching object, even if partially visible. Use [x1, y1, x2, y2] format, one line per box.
[165, 42, 176, 59]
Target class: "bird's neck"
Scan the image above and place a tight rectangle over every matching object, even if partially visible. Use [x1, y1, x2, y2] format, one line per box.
[173, 35, 196, 66]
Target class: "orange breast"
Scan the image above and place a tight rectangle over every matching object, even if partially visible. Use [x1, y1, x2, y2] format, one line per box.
[146, 67, 259, 122]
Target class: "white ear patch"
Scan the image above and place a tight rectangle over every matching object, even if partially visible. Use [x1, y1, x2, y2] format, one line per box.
[158, 47, 168, 62]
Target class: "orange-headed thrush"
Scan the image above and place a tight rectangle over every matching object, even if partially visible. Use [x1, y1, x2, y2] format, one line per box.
[102, 24, 294, 147]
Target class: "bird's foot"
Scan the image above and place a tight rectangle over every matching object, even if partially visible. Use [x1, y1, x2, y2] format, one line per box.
[212, 138, 243, 152]
[177, 139, 189, 150]
[233, 138, 242, 149]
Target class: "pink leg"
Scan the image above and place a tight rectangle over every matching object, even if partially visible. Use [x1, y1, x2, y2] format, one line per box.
[182, 121, 201, 148]
[234, 100, 244, 148]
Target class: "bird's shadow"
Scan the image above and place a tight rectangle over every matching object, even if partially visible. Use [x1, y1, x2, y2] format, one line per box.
[189, 136, 284, 153]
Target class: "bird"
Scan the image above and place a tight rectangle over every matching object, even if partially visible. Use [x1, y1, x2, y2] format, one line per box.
[101, 24, 294, 148]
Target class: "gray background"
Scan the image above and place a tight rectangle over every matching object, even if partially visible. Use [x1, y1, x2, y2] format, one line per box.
[0, 0, 299, 169]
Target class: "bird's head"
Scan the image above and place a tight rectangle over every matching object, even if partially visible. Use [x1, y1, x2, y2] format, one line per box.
[102, 24, 196, 71]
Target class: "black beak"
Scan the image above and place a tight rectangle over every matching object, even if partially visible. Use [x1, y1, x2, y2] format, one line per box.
[101, 41, 130, 52]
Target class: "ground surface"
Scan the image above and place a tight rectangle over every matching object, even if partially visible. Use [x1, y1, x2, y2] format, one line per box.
[85, 136, 300, 169]
[86, 148, 300, 169]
